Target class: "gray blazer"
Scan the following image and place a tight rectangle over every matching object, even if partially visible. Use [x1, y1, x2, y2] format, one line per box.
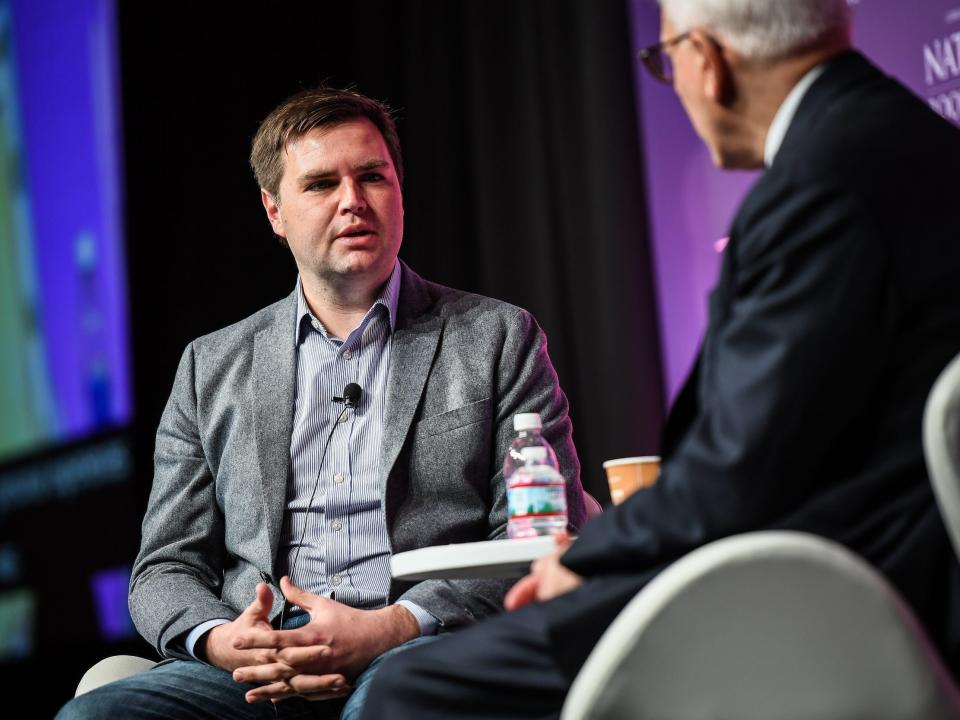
[129, 262, 585, 659]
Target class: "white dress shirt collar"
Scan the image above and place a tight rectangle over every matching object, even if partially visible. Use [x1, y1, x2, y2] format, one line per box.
[763, 63, 827, 168]
[294, 260, 401, 344]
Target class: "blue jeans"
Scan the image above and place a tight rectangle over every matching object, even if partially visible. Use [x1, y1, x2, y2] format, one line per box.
[342, 635, 441, 720]
[56, 621, 443, 720]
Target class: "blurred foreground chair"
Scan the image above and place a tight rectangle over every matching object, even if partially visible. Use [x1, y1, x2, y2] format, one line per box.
[925, 351, 960, 564]
[562, 351, 960, 720]
[561, 531, 960, 720]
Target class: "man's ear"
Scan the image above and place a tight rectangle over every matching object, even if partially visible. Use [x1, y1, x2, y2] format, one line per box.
[261, 189, 286, 238]
[691, 30, 732, 103]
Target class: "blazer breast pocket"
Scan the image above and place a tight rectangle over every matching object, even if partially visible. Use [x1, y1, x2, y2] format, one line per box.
[413, 398, 491, 439]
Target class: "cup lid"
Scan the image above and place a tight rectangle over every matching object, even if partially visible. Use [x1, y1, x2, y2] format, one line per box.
[602, 456, 660, 469]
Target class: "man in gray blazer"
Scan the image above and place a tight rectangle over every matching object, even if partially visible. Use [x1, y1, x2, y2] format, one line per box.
[58, 87, 584, 719]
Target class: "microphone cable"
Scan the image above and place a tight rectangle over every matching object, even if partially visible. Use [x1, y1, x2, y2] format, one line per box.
[278, 383, 362, 630]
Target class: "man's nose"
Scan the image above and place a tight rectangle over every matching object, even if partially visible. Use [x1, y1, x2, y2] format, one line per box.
[339, 178, 367, 214]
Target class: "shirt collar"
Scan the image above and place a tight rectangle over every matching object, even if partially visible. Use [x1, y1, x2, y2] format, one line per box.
[763, 63, 826, 168]
[295, 261, 401, 344]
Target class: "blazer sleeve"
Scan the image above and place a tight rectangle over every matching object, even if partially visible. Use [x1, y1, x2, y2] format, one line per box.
[563, 179, 891, 576]
[128, 342, 238, 659]
[494, 307, 586, 532]
[396, 306, 585, 626]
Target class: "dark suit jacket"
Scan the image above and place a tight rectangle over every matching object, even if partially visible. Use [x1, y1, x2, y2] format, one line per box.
[129, 262, 586, 659]
[557, 51, 960, 676]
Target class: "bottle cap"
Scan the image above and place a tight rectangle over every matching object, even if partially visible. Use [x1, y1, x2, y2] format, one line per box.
[513, 413, 543, 432]
[520, 446, 548, 463]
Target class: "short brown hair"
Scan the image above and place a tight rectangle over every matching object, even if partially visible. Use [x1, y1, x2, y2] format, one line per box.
[249, 86, 403, 201]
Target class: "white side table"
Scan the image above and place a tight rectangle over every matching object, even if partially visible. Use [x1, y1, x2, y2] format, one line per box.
[391, 536, 558, 580]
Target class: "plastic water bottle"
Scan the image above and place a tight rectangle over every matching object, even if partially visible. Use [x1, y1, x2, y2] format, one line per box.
[504, 413, 568, 538]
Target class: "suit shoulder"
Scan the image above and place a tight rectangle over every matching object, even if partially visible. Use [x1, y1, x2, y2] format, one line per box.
[786, 71, 959, 189]
[419, 276, 530, 324]
[188, 294, 293, 355]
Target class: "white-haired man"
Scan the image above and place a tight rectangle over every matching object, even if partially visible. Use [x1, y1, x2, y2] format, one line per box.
[360, 1, 960, 717]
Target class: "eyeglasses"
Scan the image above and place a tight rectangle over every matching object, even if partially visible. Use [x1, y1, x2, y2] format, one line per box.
[637, 32, 691, 84]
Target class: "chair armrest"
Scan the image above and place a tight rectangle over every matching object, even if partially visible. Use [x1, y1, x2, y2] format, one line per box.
[562, 531, 960, 720]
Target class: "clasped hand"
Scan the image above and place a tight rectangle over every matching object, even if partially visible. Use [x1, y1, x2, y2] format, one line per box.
[206, 576, 419, 704]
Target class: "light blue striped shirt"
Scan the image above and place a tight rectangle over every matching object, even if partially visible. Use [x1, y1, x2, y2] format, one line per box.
[281, 261, 433, 628]
[186, 262, 434, 659]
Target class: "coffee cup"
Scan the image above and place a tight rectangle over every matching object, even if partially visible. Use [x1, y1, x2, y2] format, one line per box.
[603, 456, 661, 505]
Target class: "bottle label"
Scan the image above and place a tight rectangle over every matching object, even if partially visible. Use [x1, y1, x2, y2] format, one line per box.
[507, 481, 566, 521]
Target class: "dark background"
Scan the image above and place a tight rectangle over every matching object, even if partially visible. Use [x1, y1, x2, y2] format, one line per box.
[6, 2, 666, 715]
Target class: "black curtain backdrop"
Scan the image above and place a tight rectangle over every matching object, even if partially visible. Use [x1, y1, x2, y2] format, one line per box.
[399, 1, 665, 483]
[123, 0, 664, 499]
[21, 1, 665, 714]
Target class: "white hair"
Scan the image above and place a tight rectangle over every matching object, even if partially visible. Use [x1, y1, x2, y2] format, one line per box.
[659, 0, 851, 60]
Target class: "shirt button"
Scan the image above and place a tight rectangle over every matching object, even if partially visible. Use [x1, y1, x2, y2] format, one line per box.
[333, 474, 345, 484]
[331, 575, 342, 586]
[342, 350, 353, 360]
[331, 520, 343, 531]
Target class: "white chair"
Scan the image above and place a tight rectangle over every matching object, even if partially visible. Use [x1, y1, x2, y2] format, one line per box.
[75, 654, 157, 696]
[925, 351, 960, 557]
[562, 351, 960, 720]
[561, 531, 960, 720]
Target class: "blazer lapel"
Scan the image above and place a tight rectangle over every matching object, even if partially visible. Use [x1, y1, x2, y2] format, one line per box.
[380, 263, 442, 493]
[252, 290, 298, 573]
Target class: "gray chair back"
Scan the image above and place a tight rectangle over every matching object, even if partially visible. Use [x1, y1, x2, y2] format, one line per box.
[924, 352, 960, 559]
[561, 531, 960, 720]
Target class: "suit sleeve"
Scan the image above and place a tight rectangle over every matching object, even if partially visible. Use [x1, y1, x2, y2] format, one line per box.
[563, 180, 890, 575]
[128, 343, 238, 659]
[396, 306, 585, 625]
[494, 307, 586, 531]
